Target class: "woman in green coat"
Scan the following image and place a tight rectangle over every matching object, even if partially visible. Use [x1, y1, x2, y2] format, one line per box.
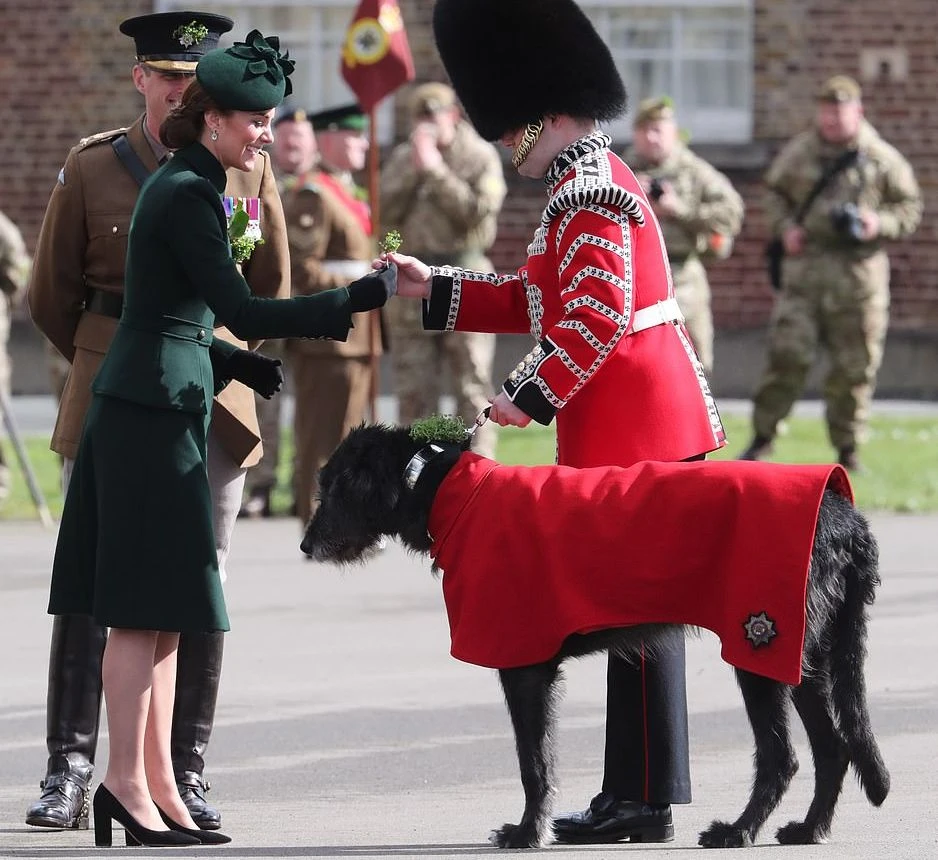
[47, 31, 395, 848]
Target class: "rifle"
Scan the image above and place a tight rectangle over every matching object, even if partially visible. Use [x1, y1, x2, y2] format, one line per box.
[0, 388, 54, 528]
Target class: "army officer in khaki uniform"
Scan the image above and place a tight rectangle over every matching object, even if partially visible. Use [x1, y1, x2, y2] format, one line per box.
[623, 96, 744, 376]
[25, 11, 289, 832]
[284, 105, 383, 528]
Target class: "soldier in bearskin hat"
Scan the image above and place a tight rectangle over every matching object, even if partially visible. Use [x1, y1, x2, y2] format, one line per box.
[388, 0, 727, 845]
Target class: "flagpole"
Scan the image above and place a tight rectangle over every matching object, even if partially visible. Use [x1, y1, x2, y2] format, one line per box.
[367, 107, 381, 422]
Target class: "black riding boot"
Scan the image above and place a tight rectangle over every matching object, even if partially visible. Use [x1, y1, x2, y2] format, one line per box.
[25, 614, 107, 829]
[172, 631, 225, 830]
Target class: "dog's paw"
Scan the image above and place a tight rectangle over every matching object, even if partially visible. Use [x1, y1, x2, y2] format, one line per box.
[698, 821, 753, 848]
[776, 821, 824, 845]
[490, 823, 542, 849]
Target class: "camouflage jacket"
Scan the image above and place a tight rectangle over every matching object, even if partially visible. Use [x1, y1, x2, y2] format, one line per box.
[764, 119, 922, 252]
[380, 121, 506, 258]
[623, 141, 743, 261]
[0, 209, 30, 301]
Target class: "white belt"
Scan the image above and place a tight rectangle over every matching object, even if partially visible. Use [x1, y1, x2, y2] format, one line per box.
[320, 259, 371, 280]
[630, 297, 684, 334]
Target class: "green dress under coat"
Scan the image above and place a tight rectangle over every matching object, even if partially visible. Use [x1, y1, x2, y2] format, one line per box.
[49, 142, 358, 632]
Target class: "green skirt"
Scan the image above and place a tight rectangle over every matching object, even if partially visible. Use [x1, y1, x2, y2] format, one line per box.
[49, 394, 230, 632]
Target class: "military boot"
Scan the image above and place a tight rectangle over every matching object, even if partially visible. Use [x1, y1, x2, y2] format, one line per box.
[738, 435, 773, 461]
[238, 486, 271, 519]
[172, 631, 225, 830]
[25, 614, 107, 829]
[838, 447, 861, 472]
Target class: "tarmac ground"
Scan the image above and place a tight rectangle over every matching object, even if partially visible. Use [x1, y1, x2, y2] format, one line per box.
[2, 478, 938, 858]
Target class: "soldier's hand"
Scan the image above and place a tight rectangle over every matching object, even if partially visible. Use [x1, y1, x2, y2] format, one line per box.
[412, 122, 443, 171]
[651, 183, 682, 218]
[377, 253, 432, 299]
[782, 225, 807, 255]
[489, 392, 531, 428]
[859, 208, 880, 241]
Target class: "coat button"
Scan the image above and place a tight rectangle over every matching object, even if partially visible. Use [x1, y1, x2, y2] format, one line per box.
[112, 226, 118, 234]
[197, 329, 206, 340]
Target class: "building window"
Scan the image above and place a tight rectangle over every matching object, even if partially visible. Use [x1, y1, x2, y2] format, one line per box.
[584, 1, 753, 144]
[157, 0, 396, 143]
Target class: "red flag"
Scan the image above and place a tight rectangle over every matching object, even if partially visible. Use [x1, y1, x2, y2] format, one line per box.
[340, 0, 415, 112]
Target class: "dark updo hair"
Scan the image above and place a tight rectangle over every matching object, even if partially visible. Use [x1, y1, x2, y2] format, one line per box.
[160, 79, 232, 150]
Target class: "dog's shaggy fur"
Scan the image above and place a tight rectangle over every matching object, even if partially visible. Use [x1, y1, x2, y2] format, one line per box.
[301, 424, 889, 849]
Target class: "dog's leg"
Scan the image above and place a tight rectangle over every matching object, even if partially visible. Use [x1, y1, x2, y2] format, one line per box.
[491, 660, 562, 849]
[698, 673, 797, 848]
[775, 673, 849, 844]
[830, 541, 890, 806]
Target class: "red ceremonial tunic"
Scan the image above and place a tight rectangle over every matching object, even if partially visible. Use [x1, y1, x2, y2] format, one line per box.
[423, 131, 724, 468]
[427, 454, 853, 686]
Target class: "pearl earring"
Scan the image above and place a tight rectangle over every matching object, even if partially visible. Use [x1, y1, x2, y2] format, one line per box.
[211, 128, 218, 141]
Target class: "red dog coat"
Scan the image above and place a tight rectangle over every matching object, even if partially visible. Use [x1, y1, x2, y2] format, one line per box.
[427, 455, 852, 685]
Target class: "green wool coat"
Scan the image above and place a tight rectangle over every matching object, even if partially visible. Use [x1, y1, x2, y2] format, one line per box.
[49, 142, 357, 632]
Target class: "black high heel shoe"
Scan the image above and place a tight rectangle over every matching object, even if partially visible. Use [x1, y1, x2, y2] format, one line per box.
[92, 784, 199, 847]
[154, 806, 232, 845]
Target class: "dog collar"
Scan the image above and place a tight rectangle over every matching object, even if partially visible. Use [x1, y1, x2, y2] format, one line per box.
[403, 443, 446, 491]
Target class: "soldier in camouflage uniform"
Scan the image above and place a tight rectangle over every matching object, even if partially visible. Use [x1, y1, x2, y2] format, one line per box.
[0, 209, 32, 501]
[380, 83, 506, 457]
[623, 97, 743, 376]
[740, 76, 921, 471]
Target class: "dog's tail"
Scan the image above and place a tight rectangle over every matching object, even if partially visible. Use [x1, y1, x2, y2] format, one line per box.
[830, 504, 890, 807]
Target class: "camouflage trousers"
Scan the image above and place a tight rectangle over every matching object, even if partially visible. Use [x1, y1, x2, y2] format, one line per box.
[0, 298, 10, 495]
[751, 249, 890, 451]
[386, 297, 498, 459]
[671, 257, 713, 376]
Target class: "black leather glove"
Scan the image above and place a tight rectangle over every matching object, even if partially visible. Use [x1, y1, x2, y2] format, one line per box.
[347, 263, 397, 312]
[223, 349, 284, 399]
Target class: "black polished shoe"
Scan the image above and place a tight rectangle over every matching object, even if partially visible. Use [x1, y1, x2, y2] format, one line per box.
[25, 756, 93, 829]
[177, 771, 221, 830]
[553, 792, 674, 845]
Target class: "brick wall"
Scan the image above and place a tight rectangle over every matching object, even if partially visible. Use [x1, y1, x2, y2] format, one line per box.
[2, 0, 936, 334]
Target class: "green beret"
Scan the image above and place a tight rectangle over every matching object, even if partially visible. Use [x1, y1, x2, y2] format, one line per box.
[309, 103, 368, 132]
[816, 75, 862, 103]
[633, 95, 675, 128]
[196, 29, 295, 111]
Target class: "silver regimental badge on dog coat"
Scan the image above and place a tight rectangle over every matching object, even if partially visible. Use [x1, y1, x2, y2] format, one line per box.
[743, 612, 777, 648]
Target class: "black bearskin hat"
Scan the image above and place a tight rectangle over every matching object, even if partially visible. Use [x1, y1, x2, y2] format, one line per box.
[432, 0, 627, 141]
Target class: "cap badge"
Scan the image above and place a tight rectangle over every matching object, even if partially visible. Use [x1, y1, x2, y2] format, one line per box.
[174, 21, 209, 49]
[743, 612, 777, 648]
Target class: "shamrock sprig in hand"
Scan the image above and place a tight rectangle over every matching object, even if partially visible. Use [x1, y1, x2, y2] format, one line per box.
[228, 201, 264, 264]
[380, 230, 403, 255]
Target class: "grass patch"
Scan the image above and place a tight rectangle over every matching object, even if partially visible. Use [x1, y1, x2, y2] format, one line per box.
[3, 412, 937, 521]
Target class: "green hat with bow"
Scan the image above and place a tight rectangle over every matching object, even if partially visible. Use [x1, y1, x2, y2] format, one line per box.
[197, 29, 295, 111]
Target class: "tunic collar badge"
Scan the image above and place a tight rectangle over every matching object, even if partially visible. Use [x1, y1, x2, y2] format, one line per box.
[743, 612, 777, 648]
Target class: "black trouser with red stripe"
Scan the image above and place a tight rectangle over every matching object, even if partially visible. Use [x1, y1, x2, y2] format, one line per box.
[599, 452, 704, 805]
[600, 630, 691, 803]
